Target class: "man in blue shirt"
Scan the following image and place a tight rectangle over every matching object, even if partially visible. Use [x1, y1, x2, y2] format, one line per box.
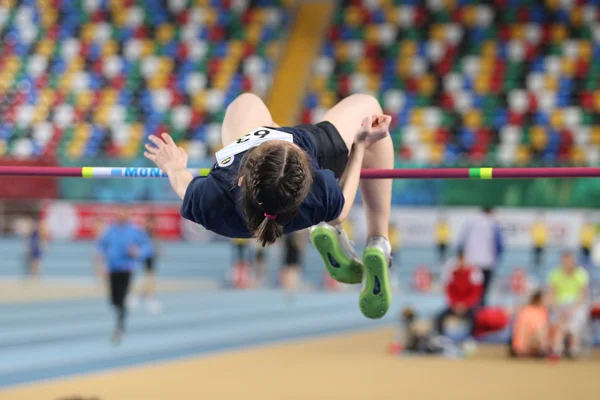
[97, 206, 151, 344]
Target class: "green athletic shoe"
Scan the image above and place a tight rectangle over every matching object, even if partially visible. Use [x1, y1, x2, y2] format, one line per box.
[309, 222, 363, 284]
[360, 236, 392, 319]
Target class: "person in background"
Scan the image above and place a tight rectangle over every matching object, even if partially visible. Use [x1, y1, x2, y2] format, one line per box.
[231, 238, 249, 267]
[97, 206, 152, 345]
[459, 207, 503, 306]
[92, 215, 107, 284]
[435, 216, 450, 265]
[531, 213, 548, 276]
[254, 241, 267, 286]
[547, 251, 590, 358]
[435, 251, 483, 338]
[510, 290, 550, 358]
[139, 216, 161, 313]
[26, 216, 48, 279]
[579, 220, 595, 265]
[281, 231, 305, 300]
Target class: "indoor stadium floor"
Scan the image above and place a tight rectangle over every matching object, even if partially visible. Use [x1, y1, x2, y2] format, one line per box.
[0, 241, 597, 399]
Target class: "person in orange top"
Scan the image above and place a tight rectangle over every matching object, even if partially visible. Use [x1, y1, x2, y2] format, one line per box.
[510, 290, 549, 357]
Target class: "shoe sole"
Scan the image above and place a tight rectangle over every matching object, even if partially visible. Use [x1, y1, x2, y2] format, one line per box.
[360, 247, 392, 319]
[310, 225, 363, 284]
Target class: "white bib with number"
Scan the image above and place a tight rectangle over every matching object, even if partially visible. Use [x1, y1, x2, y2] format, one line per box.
[215, 127, 294, 168]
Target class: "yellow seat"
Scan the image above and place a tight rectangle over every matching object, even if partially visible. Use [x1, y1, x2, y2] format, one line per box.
[36, 39, 55, 58]
[311, 77, 327, 92]
[550, 110, 564, 130]
[213, 74, 232, 91]
[368, 75, 381, 93]
[430, 25, 444, 42]
[229, 40, 243, 58]
[157, 24, 175, 45]
[544, 75, 558, 92]
[465, 109, 483, 129]
[141, 40, 156, 57]
[396, 58, 411, 78]
[94, 107, 109, 126]
[356, 59, 372, 74]
[69, 56, 85, 72]
[590, 126, 600, 145]
[103, 40, 119, 57]
[81, 23, 95, 43]
[570, 6, 583, 26]
[474, 75, 490, 94]
[571, 147, 586, 164]
[101, 89, 118, 106]
[41, 9, 57, 28]
[443, 0, 457, 10]
[203, 7, 217, 26]
[561, 59, 575, 77]
[192, 92, 206, 111]
[551, 24, 567, 42]
[516, 145, 531, 164]
[320, 91, 336, 109]
[579, 41, 592, 62]
[245, 24, 262, 46]
[344, 6, 363, 27]
[481, 41, 497, 58]
[530, 126, 548, 151]
[365, 26, 379, 45]
[410, 109, 423, 126]
[148, 75, 167, 90]
[594, 92, 600, 112]
[113, 7, 127, 27]
[546, 0, 560, 10]
[463, 6, 477, 27]
[76, 91, 93, 110]
[511, 24, 525, 40]
[431, 143, 445, 164]
[58, 72, 74, 92]
[334, 42, 349, 62]
[418, 74, 436, 96]
[421, 128, 435, 144]
[400, 41, 417, 58]
[33, 104, 49, 123]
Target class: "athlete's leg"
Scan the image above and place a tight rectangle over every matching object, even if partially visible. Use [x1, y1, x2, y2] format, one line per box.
[221, 93, 277, 146]
[319, 94, 394, 319]
[320, 94, 393, 238]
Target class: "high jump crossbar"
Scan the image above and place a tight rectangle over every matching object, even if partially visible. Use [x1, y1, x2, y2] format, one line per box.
[1, 166, 600, 179]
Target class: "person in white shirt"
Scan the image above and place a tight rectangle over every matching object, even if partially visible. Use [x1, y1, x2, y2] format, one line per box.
[458, 207, 504, 306]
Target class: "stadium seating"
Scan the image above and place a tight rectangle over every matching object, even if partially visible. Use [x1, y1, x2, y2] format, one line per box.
[303, 0, 600, 166]
[0, 0, 291, 161]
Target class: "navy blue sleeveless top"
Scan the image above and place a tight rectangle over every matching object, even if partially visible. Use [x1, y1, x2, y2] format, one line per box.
[181, 126, 344, 238]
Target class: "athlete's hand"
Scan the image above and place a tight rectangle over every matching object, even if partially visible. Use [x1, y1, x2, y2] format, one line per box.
[354, 115, 392, 147]
[144, 133, 188, 174]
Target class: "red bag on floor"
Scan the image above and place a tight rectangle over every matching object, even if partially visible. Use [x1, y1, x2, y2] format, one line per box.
[473, 307, 510, 337]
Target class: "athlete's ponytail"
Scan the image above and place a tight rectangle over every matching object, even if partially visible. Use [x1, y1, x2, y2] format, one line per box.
[237, 142, 312, 246]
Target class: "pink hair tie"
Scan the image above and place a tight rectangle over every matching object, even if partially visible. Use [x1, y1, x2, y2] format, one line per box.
[264, 213, 277, 220]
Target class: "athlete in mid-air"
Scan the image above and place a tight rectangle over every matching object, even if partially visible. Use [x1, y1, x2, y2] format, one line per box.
[144, 93, 394, 318]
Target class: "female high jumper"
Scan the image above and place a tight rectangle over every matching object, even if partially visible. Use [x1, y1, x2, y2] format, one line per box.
[144, 93, 394, 319]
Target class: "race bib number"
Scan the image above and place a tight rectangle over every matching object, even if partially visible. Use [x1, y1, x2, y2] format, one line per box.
[215, 127, 294, 167]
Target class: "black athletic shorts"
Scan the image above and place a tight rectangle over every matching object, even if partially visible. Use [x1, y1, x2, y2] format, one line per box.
[299, 121, 349, 179]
